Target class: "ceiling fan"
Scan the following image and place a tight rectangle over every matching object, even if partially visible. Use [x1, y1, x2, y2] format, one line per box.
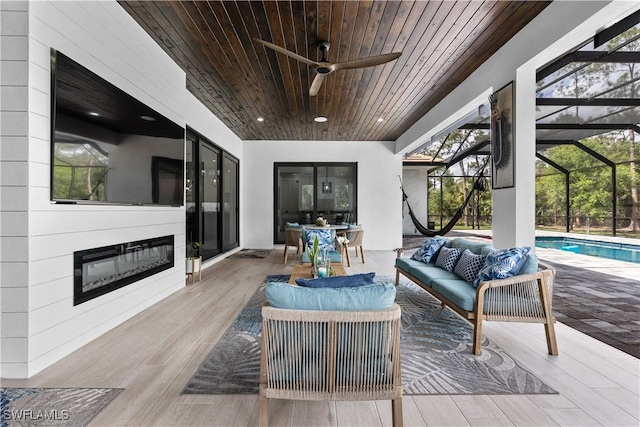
[254, 38, 402, 96]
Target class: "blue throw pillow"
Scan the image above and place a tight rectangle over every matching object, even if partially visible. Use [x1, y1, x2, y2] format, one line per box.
[296, 272, 376, 288]
[411, 237, 446, 263]
[434, 247, 462, 272]
[304, 229, 335, 251]
[453, 249, 486, 283]
[473, 246, 531, 288]
[265, 282, 397, 311]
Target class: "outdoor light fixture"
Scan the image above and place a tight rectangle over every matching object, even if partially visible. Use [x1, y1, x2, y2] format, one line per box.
[314, 116, 328, 123]
[322, 166, 332, 194]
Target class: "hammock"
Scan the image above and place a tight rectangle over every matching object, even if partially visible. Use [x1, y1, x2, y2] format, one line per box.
[400, 168, 488, 237]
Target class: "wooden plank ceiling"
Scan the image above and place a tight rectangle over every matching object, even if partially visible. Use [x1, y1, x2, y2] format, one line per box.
[119, 1, 550, 141]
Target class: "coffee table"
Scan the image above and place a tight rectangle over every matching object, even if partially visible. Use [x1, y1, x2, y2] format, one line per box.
[289, 264, 347, 284]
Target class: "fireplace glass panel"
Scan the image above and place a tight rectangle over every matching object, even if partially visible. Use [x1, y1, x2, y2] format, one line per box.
[74, 235, 174, 305]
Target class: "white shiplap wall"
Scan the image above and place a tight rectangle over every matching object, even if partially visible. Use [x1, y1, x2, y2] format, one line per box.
[1, 0, 31, 379]
[0, 0, 243, 378]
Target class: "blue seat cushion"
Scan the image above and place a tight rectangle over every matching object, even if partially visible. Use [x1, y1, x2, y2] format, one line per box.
[395, 257, 427, 274]
[296, 272, 376, 288]
[286, 222, 301, 229]
[411, 266, 460, 287]
[265, 282, 397, 311]
[432, 279, 477, 312]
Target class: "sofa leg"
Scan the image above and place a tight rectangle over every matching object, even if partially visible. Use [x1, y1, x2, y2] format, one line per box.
[391, 397, 403, 427]
[395, 270, 400, 286]
[545, 320, 559, 355]
[473, 318, 483, 355]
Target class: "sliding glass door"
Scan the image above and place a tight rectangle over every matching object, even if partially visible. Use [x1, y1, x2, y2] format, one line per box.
[186, 130, 239, 260]
[274, 163, 357, 243]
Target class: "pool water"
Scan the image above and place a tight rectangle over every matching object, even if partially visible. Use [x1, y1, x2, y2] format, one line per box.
[535, 237, 640, 264]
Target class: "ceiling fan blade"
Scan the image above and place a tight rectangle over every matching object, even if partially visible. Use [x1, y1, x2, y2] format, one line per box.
[333, 52, 402, 71]
[309, 74, 326, 97]
[253, 38, 319, 67]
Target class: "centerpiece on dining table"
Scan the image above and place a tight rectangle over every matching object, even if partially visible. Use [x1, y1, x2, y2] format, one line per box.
[315, 216, 329, 227]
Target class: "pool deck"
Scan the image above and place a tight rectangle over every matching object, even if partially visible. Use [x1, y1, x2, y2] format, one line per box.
[403, 230, 640, 359]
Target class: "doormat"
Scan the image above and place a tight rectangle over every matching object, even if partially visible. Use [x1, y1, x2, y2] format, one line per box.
[227, 249, 273, 259]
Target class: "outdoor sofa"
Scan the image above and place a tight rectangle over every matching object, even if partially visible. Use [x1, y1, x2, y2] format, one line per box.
[395, 237, 558, 356]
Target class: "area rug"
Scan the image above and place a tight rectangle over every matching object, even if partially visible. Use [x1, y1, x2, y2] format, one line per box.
[0, 387, 122, 427]
[227, 249, 273, 259]
[183, 275, 556, 395]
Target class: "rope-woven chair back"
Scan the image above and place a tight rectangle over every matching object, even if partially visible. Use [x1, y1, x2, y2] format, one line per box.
[284, 228, 302, 246]
[260, 304, 402, 401]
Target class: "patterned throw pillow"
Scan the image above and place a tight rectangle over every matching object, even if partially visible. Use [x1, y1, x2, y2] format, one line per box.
[454, 249, 486, 283]
[434, 247, 462, 272]
[411, 237, 446, 263]
[472, 246, 531, 288]
[304, 229, 335, 251]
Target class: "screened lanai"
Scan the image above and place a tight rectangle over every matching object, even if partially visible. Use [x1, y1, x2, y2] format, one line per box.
[404, 13, 640, 239]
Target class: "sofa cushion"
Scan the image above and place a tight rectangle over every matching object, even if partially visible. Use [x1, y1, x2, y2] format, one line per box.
[395, 257, 428, 274]
[473, 246, 531, 288]
[434, 247, 462, 272]
[453, 249, 486, 283]
[411, 265, 459, 288]
[296, 272, 375, 288]
[518, 252, 539, 275]
[451, 238, 493, 255]
[265, 282, 396, 311]
[432, 279, 477, 312]
[410, 237, 446, 263]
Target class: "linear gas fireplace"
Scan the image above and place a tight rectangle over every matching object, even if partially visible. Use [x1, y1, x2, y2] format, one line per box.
[74, 235, 174, 305]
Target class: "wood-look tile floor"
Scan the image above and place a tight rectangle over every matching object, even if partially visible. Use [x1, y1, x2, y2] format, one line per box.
[2, 248, 638, 426]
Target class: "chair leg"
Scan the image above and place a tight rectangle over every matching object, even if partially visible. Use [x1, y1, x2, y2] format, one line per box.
[258, 395, 269, 427]
[359, 247, 365, 263]
[283, 245, 289, 264]
[391, 397, 403, 427]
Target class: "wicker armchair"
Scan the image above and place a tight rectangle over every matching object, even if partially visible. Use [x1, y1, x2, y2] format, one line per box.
[259, 303, 403, 427]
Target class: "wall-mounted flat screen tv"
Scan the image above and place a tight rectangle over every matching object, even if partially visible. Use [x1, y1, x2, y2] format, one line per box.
[51, 49, 185, 206]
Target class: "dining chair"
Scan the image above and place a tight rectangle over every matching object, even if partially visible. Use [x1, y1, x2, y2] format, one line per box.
[283, 227, 302, 264]
[344, 228, 365, 266]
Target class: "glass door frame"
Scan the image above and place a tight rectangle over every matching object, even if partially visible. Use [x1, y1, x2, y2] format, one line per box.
[186, 128, 239, 260]
[273, 162, 357, 244]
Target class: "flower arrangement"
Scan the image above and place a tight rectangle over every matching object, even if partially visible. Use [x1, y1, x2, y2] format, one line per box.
[315, 216, 329, 226]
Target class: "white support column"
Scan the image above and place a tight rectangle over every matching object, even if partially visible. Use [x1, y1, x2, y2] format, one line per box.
[492, 66, 537, 249]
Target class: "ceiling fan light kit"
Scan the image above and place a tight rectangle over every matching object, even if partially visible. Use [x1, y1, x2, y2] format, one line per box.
[254, 38, 401, 97]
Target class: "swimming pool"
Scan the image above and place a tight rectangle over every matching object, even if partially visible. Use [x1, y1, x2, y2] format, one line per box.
[535, 236, 640, 264]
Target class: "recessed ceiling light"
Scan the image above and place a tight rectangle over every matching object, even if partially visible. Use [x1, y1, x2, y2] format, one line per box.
[314, 116, 328, 123]
[257, 117, 264, 122]
[140, 115, 156, 121]
[377, 117, 384, 122]
[89, 112, 99, 116]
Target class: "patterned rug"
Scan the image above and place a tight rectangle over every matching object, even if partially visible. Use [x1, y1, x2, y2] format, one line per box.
[0, 387, 122, 427]
[227, 249, 273, 259]
[183, 275, 556, 395]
